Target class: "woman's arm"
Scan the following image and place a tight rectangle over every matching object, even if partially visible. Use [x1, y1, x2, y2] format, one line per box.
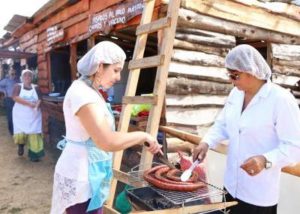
[77, 102, 161, 153]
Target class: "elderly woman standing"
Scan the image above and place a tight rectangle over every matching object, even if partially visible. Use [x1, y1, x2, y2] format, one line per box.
[50, 41, 161, 214]
[12, 69, 44, 161]
[193, 44, 300, 214]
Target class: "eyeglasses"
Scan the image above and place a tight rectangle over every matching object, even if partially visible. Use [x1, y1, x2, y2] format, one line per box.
[227, 73, 240, 81]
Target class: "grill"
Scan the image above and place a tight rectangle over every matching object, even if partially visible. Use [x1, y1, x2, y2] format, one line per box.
[127, 163, 227, 213]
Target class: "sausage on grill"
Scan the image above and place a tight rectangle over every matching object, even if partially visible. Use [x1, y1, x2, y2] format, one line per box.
[143, 164, 206, 192]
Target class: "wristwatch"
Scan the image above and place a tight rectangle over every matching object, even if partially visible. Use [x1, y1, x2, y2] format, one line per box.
[265, 159, 272, 169]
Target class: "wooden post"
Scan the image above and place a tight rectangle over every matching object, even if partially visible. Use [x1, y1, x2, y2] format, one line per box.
[87, 35, 95, 50]
[70, 43, 78, 80]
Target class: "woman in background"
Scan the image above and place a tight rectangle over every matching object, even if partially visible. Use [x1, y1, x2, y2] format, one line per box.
[51, 41, 161, 214]
[12, 69, 44, 161]
[0, 68, 19, 135]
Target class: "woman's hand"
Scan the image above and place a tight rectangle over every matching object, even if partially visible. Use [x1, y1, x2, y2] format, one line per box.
[144, 133, 162, 154]
[240, 155, 267, 176]
[193, 142, 209, 162]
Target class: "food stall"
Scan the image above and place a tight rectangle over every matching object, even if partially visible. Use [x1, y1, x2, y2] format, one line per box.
[2, 0, 300, 213]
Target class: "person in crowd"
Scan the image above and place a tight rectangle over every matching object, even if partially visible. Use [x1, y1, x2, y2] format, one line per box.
[193, 44, 300, 214]
[12, 69, 44, 161]
[0, 69, 19, 135]
[50, 41, 162, 214]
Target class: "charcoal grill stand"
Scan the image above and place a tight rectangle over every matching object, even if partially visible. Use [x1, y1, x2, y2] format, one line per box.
[104, 169, 237, 214]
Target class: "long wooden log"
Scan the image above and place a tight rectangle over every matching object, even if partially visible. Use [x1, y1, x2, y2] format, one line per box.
[174, 39, 230, 57]
[172, 49, 225, 67]
[167, 77, 233, 95]
[272, 73, 300, 89]
[271, 44, 300, 61]
[166, 107, 222, 126]
[166, 138, 194, 154]
[272, 58, 300, 67]
[176, 28, 235, 47]
[272, 64, 300, 77]
[232, 0, 300, 21]
[169, 62, 230, 83]
[181, 0, 300, 37]
[160, 126, 201, 145]
[160, 125, 300, 177]
[166, 94, 227, 107]
[178, 8, 300, 45]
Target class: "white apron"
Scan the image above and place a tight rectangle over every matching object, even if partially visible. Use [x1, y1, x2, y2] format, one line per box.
[12, 83, 42, 134]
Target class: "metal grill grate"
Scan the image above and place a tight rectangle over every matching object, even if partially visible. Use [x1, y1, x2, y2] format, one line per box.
[151, 182, 224, 205]
[128, 163, 225, 207]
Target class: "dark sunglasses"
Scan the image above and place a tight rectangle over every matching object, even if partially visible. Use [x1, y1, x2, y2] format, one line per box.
[227, 73, 240, 81]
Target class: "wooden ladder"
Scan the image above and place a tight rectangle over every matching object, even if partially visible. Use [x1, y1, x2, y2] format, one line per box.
[104, 0, 181, 212]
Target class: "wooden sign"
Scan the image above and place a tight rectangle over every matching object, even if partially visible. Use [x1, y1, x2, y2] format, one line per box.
[89, 0, 144, 34]
[47, 25, 64, 46]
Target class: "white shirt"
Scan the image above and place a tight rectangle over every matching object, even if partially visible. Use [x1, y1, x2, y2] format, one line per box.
[203, 81, 300, 206]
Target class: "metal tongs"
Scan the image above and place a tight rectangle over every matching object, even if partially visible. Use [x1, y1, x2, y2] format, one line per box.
[144, 142, 176, 169]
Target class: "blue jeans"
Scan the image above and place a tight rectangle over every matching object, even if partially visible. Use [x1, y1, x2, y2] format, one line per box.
[4, 97, 14, 135]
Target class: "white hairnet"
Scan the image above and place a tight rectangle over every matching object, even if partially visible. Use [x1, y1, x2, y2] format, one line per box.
[77, 41, 126, 76]
[225, 44, 271, 80]
[20, 69, 33, 82]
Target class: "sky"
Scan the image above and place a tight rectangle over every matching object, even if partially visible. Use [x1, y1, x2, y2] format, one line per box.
[0, 0, 49, 37]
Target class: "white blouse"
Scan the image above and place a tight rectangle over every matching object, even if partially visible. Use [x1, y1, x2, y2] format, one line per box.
[203, 81, 300, 206]
[51, 80, 114, 214]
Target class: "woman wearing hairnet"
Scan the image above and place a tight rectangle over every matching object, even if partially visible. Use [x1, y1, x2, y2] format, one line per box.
[193, 44, 300, 214]
[12, 69, 44, 162]
[50, 41, 162, 214]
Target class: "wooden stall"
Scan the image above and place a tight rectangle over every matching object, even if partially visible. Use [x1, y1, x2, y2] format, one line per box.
[3, 0, 300, 213]
[4, 0, 163, 146]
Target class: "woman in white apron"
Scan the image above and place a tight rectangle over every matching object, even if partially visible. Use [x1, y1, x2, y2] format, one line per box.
[12, 69, 44, 162]
[50, 41, 162, 214]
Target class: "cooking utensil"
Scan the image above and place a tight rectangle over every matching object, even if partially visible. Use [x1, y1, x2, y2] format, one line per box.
[180, 159, 200, 182]
[144, 142, 176, 169]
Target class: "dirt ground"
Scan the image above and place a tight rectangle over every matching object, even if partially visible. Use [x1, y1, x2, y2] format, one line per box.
[0, 110, 55, 214]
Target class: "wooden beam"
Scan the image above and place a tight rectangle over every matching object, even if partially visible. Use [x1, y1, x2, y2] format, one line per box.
[178, 8, 300, 45]
[0, 49, 36, 59]
[181, 0, 300, 36]
[174, 39, 230, 57]
[232, 0, 300, 21]
[160, 125, 300, 177]
[172, 49, 225, 67]
[167, 78, 232, 95]
[176, 28, 236, 48]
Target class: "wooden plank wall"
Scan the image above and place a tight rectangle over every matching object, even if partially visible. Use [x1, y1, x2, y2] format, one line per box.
[271, 44, 300, 106]
[165, 3, 300, 137]
[165, 15, 235, 135]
